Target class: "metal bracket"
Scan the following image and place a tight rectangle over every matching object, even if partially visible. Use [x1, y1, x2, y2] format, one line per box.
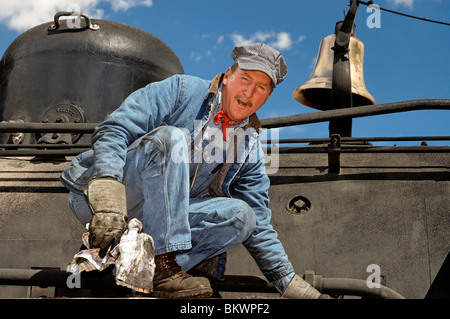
[330, 0, 360, 138]
[48, 11, 100, 31]
[328, 134, 341, 174]
[304, 270, 323, 291]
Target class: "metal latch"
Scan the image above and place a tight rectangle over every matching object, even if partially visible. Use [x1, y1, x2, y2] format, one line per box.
[328, 134, 341, 174]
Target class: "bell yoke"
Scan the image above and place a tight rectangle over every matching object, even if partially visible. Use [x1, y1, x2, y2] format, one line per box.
[61, 42, 328, 298]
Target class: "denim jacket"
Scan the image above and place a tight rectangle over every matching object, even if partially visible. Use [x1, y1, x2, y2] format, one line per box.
[60, 73, 294, 282]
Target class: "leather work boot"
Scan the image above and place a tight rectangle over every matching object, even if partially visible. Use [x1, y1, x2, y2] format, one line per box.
[152, 252, 213, 298]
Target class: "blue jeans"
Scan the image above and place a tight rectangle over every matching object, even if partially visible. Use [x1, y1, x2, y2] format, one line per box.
[68, 126, 257, 272]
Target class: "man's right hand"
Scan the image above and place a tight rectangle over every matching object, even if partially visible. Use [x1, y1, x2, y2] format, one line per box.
[86, 178, 128, 255]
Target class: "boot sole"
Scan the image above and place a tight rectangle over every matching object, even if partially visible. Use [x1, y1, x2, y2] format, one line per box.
[152, 287, 213, 299]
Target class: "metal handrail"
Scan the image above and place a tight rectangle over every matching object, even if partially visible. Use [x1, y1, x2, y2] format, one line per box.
[0, 99, 448, 157]
[259, 99, 450, 128]
[0, 122, 96, 133]
[0, 99, 448, 133]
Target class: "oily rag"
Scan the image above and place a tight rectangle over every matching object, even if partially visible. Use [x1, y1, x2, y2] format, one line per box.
[67, 218, 155, 293]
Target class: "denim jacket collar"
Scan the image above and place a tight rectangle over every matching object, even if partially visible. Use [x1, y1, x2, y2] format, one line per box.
[204, 73, 224, 101]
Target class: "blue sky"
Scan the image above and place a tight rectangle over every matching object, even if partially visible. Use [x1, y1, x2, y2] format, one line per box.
[0, 0, 449, 145]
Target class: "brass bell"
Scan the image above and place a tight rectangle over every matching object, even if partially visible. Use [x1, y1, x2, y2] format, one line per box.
[293, 34, 375, 110]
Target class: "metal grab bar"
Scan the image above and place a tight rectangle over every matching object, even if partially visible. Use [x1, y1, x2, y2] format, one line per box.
[260, 99, 450, 128]
[0, 99, 448, 133]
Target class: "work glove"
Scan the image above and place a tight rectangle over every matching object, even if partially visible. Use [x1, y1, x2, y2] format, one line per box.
[86, 177, 127, 256]
[281, 274, 322, 299]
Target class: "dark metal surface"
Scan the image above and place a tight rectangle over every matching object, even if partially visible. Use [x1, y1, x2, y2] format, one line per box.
[0, 12, 184, 145]
[425, 252, 450, 299]
[0, 122, 96, 133]
[226, 150, 449, 299]
[0, 268, 405, 298]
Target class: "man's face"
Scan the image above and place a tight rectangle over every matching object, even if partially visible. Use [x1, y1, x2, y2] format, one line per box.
[221, 66, 272, 122]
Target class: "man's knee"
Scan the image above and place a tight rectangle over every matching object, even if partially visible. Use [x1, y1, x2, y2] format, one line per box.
[141, 126, 189, 163]
[221, 199, 256, 240]
[146, 126, 188, 148]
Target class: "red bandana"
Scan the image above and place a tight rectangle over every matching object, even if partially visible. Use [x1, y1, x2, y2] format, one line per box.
[213, 110, 243, 141]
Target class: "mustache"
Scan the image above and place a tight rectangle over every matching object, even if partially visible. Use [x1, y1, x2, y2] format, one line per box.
[235, 95, 253, 108]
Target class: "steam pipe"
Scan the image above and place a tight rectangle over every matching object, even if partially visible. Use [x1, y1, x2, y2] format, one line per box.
[319, 277, 405, 299]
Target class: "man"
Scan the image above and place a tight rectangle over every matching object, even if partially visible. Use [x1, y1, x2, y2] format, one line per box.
[60, 43, 327, 299]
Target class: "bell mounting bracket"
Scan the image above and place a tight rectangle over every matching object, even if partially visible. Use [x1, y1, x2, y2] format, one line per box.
[329, 0, 360, 140]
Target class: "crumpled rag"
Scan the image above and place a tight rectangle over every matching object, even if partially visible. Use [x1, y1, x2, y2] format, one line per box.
[67, 218, 155, 294]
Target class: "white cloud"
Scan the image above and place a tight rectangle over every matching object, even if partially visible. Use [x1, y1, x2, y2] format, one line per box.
[190, 51, 202, 62]
[253, 31, 276, 43]
[231, 31, 276, 47]
[230, 34, 251, 47]
[388, 0, 414, 9]
[271, 32, 292, 50]
[106, 0, 152, 12]
[197, 31, 305, 62]
[0, 0, 153, 32]
[230, 31, 303, 51]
